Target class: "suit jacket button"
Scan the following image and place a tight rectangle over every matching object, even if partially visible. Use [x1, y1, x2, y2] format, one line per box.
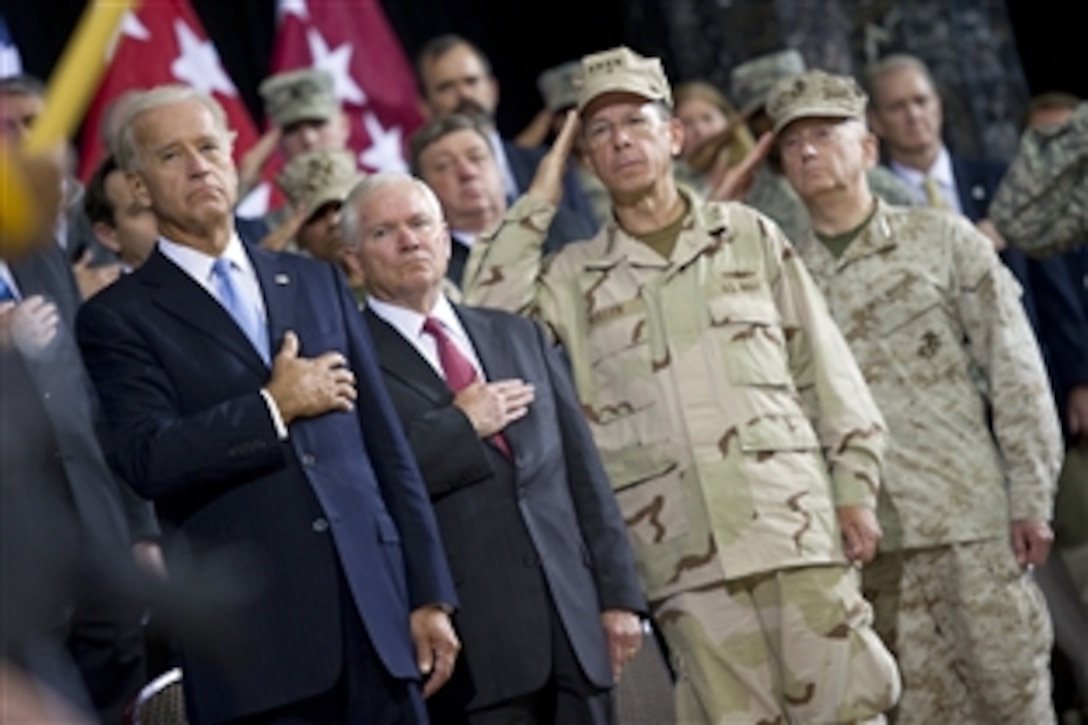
[312, 517, 329, 533]
[301, 453, 315, 466]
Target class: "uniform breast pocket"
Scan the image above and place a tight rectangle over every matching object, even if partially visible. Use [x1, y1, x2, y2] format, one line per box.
[584, 302, 657, 429]
[707, 293, 792, 387]
[866, 273, 958, 378]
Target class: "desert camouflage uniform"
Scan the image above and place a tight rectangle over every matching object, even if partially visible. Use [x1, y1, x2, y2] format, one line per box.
[464, 189, 900, 723]
[793, 200, 1062, 725]
[991, 102, 1088, 256]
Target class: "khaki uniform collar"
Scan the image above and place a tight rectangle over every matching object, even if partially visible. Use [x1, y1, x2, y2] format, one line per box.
[799, 198, 898, 276]
[587, 185, 731, 271]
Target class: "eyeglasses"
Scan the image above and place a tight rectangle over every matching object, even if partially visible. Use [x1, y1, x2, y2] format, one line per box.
[583, 106, 664, 150]
[778, 122, 848, 159]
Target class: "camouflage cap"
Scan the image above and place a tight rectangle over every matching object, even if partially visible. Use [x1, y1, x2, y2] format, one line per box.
[575, 46, 672, 113]
[730, 49, 806, 117]
[276, 150, 365, 218]
[537, 60, 581, 113]
[259, 68, 339, 129]
[765, 69, 868, 134]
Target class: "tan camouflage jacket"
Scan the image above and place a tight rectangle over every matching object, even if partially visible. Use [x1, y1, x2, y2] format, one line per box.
[991, 102, 1088, 256]
[463, 189, 887, 600]
[794, 201, 1061, 550]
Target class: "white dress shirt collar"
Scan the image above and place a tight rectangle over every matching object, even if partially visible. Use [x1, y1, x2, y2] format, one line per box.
[366, 293, 483, 379]
[889, 146, 962, 213]
[158, 233, 253, 297]
[487, 128, 520, 201]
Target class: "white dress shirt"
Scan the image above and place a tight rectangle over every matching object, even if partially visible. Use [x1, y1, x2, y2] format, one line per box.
[487, 128, 521, 202]
[367, 293, 486, 383]
[158, 234, 286, 437]
[889, 145, 963, 214]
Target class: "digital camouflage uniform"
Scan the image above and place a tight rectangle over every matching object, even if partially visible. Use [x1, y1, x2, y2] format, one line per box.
[463, 187, 900, 723]
[991, 102, 1088, 256]
[768, 70, 1062, 725]
[793, 203, 1060, 725]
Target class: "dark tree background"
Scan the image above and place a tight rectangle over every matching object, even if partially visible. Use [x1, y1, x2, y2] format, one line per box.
[0, 0, 1080, 161]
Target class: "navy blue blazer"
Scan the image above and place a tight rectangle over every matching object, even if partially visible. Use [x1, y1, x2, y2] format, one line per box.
[77, 244, 456, 723]
[951, 155, 1088, 402]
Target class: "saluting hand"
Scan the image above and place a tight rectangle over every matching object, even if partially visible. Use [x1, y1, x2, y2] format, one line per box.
[705, 131, 774, 203]
[526, 110, 580, 206]
[264, 331, 357, 424]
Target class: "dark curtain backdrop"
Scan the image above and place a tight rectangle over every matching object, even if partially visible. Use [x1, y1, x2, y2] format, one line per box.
[0, 0, 1081, 160]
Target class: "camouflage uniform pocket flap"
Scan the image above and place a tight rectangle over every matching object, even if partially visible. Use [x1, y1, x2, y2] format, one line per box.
[867, 272, 946, 335]
[706, 292, 779, 326]
[738, 414, 820, 453]
[602, 444, 680, 491]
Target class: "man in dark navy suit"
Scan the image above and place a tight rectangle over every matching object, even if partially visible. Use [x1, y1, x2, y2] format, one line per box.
[76, 85, 459, 724]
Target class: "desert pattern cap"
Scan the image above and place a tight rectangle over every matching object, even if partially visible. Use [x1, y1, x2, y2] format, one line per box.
[575, 46, 672, 113]
[765, 69, 868, 135]
[260, 68, 339, 129]
[730, 49, 806, 117]
[538, 61, 582, 113]
[277, 149, 364, 218]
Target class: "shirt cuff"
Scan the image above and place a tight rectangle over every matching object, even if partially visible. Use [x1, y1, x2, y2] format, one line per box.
[260, 388, 288, 440]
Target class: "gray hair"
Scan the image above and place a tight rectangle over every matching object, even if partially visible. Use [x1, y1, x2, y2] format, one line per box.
[864, 54, 937, 107]
[115, 85, 237, 172]
[408, 112, 493, 176]
[340, 171, 445, 247]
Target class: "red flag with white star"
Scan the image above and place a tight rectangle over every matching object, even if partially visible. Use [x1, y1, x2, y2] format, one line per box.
[76, 0, 259, 183]
[271, 0, 424, 175]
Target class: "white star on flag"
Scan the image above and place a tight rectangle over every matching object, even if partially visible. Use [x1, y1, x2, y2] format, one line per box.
[278, 0, 308, 21]
[358, 112, 406, 173]
[306, 28, 366, 105]
[122, 11, 151, 41]
[170, 19, 237, 97]
[106, 11, 149, 59]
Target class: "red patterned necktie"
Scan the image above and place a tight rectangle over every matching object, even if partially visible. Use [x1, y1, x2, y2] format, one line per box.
[422, 317, 513, 459]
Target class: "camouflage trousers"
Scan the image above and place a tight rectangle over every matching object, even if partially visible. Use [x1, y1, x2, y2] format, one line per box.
[653, 564, 900, 724]
[862, 538, 1055, 725]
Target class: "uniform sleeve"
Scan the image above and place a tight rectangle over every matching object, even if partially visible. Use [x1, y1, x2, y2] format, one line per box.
[991, 102, 1088, 256]
[753, 211, 888, 509]
[462, 194, 560, 332]
[949, 218, 1063, 521]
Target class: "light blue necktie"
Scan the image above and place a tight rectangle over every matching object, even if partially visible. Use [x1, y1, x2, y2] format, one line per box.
[0, 275, 17, 302]
[211, 257, 269, 363]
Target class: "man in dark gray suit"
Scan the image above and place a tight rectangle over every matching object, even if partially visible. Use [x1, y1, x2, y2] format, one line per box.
[0, 241, 159, 724]
[348, 171, 645, 725]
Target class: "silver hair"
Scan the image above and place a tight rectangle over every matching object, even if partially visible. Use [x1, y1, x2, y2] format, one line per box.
[114, 85, 237, 172]
[340, 171, 445, 248]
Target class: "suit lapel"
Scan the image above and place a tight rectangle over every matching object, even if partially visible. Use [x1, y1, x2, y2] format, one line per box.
[247, 244, 296, 356]
[950, 155, 985, 221]
[364, 308, 450, 405]
[141, 249, 267, 377]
